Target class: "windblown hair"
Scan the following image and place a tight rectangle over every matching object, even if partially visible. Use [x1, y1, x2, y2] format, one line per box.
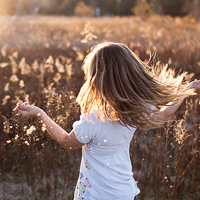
[76, 42, 195, 130]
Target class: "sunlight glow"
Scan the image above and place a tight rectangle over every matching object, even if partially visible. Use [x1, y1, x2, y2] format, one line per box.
[0, 1, 14, 15]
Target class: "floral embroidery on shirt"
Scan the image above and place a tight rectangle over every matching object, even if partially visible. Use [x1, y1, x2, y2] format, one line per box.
[85, 160, 91, 170]
[75, 172, 91, 200]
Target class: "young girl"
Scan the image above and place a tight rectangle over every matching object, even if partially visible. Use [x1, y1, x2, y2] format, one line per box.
[17, 42, 200, 200]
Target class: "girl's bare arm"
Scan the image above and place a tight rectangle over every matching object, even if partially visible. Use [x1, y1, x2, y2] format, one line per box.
[153, 80, 200, 122]
[17, 101, 84, 150]
[153, 100, 184, 122]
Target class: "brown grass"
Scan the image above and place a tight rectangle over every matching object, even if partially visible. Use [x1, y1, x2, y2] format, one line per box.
[0, 15, 199, 199]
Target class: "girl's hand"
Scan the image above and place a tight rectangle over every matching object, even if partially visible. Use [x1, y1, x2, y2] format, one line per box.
[17, 101, 84, 150]
[187, 79, 200, 91]
[17, 100, 44, 119]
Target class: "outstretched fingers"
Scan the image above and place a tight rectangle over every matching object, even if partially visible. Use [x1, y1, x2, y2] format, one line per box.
[188, 80, 200, 91]
[17, 104, 30, 118]
[193, 80, 200, 90]
[17, 100, 33, 118]
[17, 101, 44, 119]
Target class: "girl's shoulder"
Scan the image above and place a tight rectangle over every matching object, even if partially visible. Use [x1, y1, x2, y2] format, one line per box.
[73, 110, 106, 144]
[82, 110, 110, 123]
[74, 110, 136, 144]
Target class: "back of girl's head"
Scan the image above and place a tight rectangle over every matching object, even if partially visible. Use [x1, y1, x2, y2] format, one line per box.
[77, 42, 194, 130]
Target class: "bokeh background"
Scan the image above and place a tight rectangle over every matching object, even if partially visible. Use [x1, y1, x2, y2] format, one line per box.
[0, 0, 200, 199]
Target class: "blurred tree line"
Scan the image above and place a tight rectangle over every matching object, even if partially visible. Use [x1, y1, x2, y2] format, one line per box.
[0, 0, 200, 18]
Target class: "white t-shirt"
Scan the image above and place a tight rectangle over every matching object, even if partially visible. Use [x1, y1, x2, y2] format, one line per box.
[73, 111, 140, 200]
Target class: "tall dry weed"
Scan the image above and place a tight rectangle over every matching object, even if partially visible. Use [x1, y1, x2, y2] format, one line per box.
[0, 15, 199, 199]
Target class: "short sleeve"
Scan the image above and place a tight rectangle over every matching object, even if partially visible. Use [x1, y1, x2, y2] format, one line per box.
[73, 113, 98, 144]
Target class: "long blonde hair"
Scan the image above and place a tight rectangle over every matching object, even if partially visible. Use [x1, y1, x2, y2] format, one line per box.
[76, 42, 195, 130]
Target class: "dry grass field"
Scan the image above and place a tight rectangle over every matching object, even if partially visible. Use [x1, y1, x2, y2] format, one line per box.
[0, 15, 200, 199]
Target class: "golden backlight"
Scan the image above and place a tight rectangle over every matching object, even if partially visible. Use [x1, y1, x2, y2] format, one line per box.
[0, 0, 14, 15]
